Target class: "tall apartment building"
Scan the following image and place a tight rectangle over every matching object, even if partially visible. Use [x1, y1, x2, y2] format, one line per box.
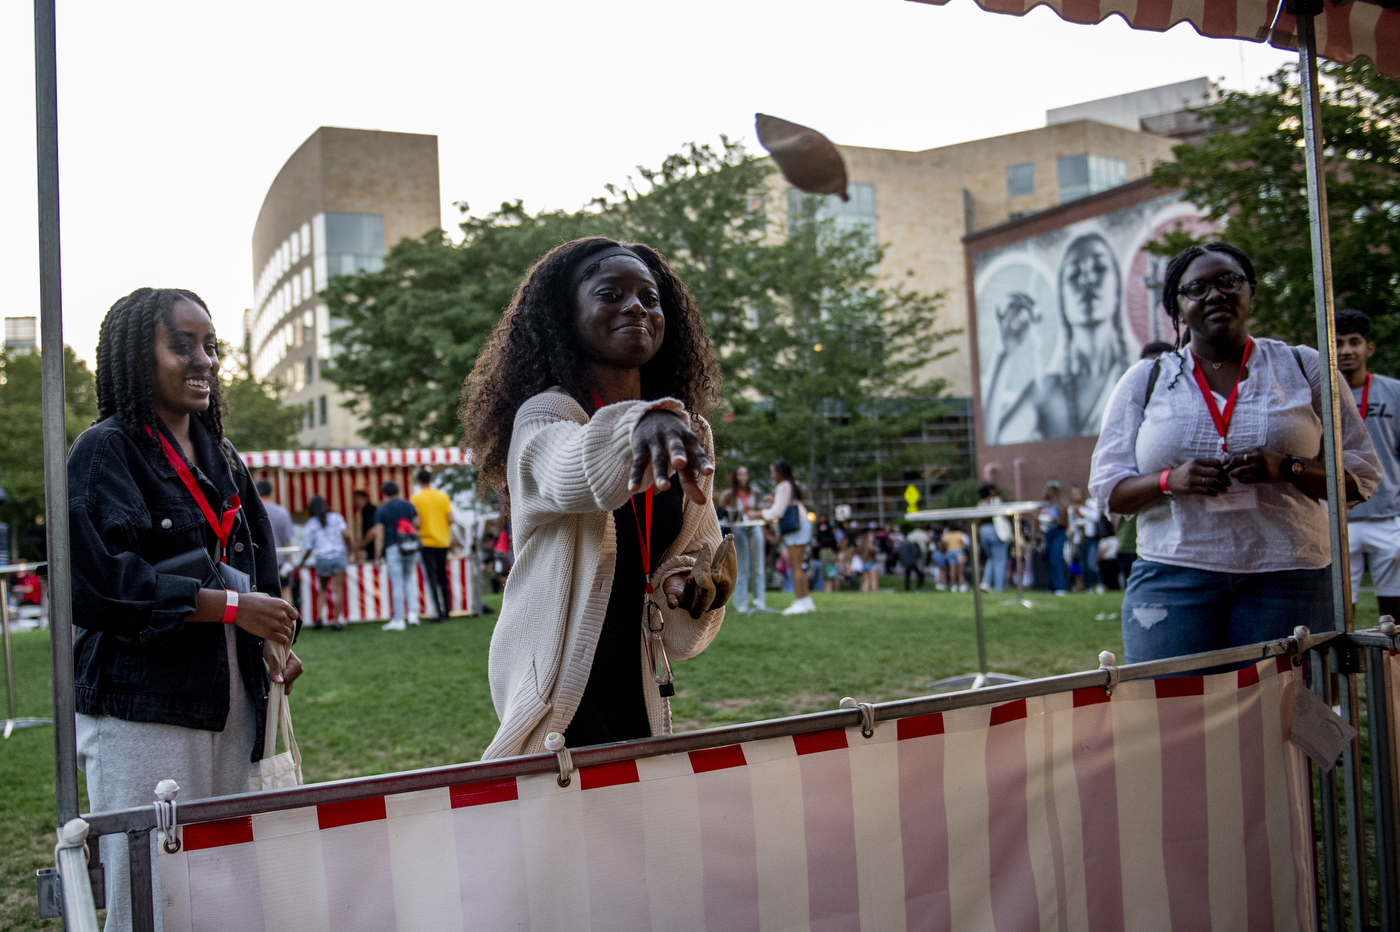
[246, 126, 440, 448]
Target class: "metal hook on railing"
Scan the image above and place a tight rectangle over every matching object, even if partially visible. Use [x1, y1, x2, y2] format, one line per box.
[54, 817, 89, 865]
[1098, 651, 1120, 697]
[840, 697, 876, 738]
[544, 733, 574, 787]
[154, 779, 180, 854]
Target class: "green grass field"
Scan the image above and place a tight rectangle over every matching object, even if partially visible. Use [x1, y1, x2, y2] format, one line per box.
[0, 582, 1373, 929]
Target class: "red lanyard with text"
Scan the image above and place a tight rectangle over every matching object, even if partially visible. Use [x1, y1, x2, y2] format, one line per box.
[1361, 373, 1372, 419]
[1190, 337, 1254, 454]
[145, 425, 240, 562]
[591, 389, 674, 695]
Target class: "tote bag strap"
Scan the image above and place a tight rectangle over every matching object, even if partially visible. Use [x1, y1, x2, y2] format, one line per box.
[262, 639, 292, 760]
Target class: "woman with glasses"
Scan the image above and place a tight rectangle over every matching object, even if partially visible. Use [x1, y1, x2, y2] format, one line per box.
[1089, 242, 1379, 664]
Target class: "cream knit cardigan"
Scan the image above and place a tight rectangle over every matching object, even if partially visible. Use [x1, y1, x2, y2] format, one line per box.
[481, 390, 726, 760]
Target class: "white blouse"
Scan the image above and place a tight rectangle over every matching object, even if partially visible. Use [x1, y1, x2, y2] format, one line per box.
[1088, 339, 1379, 573]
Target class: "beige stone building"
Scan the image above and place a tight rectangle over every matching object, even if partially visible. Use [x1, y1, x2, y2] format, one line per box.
[245, 126, 441, 448]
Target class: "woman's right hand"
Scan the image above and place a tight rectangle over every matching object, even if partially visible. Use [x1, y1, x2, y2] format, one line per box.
[235, 592, 298, 645]
[1165, 458, 1231, 497]
[630, 409, 714, 505]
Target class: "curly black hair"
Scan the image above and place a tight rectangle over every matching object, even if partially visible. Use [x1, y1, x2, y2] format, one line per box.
[1157, 241, 1257, 392]
[95, 287, 226, 452]
[459, 237, 722, 507]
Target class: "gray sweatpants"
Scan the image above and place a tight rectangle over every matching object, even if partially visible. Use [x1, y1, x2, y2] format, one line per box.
[76, 627, 258, 932]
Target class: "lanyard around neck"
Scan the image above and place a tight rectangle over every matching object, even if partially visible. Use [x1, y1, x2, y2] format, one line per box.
[145, 424, 240, 562]
[590, 389, 655, 593]
[1361, 372, 1372, 419]
[1190, 337, 1254, 454]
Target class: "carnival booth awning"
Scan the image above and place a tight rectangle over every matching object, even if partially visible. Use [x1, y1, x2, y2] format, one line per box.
[909, 0, 1398, 76]
[242, 447, 469, 516]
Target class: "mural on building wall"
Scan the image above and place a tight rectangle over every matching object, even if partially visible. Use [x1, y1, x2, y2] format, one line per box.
[974, 192, 1214, 446]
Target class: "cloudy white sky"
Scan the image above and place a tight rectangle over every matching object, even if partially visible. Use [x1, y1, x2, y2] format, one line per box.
[0, 0, 1293, 367]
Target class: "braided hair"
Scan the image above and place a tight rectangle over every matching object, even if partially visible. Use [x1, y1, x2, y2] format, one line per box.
[459, 237, 722, 508]
[1157, 241, 1257, 391]
[95, 287, 227, 452]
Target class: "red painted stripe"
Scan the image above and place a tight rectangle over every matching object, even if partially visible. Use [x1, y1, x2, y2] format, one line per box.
[689, 745, 747, 773]
[317, 796, 387, 829]
[1276, 654, 1292, 675]
[898, 719, 950, 930]
[1073, 697, 1125, 932]
[1154, 676, 1204, 699]
[1132, 0, 1173, 31]
[897, 712, 945, 740]
[1061, 0, 1100, 25]
[1238, 665, 1260, 689]
[579, 759, 640, 790]
[989, 698, 1027, 726]
[450, 778, 518, 808]
[1375, 8, 1400, 78]
[793, 728, 848, 755]
[1236, 667, 1276, 931]
[1323, 0, 1353, 61]
[1073, 686, 1111, 707]
[1202, 0, 1237, 37]
[182, 816, 254, 850]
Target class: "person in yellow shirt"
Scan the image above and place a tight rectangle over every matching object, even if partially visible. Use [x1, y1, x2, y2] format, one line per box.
[411, 469, 455, 622]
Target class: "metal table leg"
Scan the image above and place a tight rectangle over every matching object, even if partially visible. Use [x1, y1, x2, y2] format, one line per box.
[2, 576, 52, 738]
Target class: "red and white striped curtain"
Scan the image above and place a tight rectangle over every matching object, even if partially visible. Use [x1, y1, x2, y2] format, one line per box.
[296, 560, 477, 622]
[157, 655, 1318, 931]
[242, 447, 470, 520]
[908, 0, 1399, 78]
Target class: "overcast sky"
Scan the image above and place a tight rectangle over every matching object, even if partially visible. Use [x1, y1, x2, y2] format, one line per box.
[0, 0, 1293, 367]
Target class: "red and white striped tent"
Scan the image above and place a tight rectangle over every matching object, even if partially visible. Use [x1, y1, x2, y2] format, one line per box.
[910, 0, 1398, 76]
[242, 448, 470, 517]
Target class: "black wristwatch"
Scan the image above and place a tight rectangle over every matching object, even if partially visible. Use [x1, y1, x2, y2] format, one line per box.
[1283, 455, 1306, 481]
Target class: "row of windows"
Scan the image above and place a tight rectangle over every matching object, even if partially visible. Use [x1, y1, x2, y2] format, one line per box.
[1004, 154, 1130, 204]
[253, 305, 330, 382]
[255, 221, 313, 312]
[787, 182, 877, 240]
[301, 396, 328, 431]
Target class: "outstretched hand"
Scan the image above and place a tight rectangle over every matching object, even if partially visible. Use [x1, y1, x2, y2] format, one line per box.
[630, 409, 714, 505]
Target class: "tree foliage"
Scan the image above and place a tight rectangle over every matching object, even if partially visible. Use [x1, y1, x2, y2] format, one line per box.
[0, 347, 97, 558]
[325, 141, 955, 499]
[1151, 59, 1400, 371]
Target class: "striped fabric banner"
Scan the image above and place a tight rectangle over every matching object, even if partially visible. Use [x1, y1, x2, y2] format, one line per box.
[295, 559, 476, 623]
[907, 0, 1399, 79]
[157, 656, 1316, 932]
[242, 449, 470, 470]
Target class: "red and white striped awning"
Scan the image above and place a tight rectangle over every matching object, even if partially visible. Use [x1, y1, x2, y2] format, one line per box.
[240, 448, 470, 470]
[909, 0, 1399, 78]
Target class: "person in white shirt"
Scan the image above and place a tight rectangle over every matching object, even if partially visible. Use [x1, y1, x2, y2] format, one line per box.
[1090, 242, 1379, 663]
[296, 495, 352, 630]
[763, 458, 815, 614]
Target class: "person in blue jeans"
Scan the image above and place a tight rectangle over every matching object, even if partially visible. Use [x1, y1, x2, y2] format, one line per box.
[1089, 242, 1380, 664]
[1039, 481, 1069, 594]
[977, 485, 1010, 592]
[372, 480, 421, 631]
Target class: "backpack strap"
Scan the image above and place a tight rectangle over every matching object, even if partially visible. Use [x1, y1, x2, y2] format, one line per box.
[1142, 357, 1163, 407]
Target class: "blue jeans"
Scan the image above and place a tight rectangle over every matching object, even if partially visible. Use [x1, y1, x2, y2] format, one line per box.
[1044, 526, 1067, 592]
[732, 525, 766, 611]
[385, 545, 419, 620]
[979, 523, 1008, 592]
[1121, 560, 1330, 665]
[1075, 538, 1099, 587]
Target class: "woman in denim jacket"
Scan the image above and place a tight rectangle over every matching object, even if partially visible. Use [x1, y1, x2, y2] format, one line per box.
[68, 288, 301, 931]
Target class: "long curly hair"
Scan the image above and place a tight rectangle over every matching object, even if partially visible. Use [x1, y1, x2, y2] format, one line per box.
[460, 237, 722, 507]
[95, 287, 227, 452]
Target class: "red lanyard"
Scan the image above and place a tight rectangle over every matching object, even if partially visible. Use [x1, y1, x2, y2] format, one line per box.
[1190, 338, 1254, 454]
[590, 390, 655, 593]
[144, 424, 240, 562]
[1360, 373, 1372, 419]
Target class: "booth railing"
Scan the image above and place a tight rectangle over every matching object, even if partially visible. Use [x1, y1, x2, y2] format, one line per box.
[44, 626, 1399, 931]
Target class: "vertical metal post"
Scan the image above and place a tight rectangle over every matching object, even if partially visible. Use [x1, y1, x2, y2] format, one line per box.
[126, 830, 156, 932]
[34, 0, 79, 825]
[969, 518, 988, 687]
[2, 578, 16, 724]
[1365, 647, 1398, 928]
[1310, 648, 1343, 930]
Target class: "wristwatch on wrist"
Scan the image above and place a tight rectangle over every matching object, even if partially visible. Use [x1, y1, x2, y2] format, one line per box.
[1283, 455, 1306, 481]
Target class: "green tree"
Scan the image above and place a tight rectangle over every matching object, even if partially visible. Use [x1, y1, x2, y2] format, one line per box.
[1151, 59, 1400, 371]
[220, 337, 304, 453]
[0, 347, 98, 558]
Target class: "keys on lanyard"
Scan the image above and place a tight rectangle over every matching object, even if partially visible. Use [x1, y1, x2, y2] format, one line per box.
[1190, 337, 1254, 454]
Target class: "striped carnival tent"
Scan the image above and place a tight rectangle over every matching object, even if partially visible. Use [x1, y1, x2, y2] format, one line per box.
[242, 448, 470, 517]
[908, 0, 1399, 76]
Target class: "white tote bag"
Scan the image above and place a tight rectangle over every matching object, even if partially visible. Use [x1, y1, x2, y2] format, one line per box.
[249, 642, 303, 791]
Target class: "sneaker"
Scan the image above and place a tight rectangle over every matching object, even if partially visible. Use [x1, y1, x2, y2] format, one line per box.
[407, 614, 421, 626]
[382, 618, 407, 631]
[1094, 584, 1106, 595]
[1054, 590, 1068, 596]
[935, 584, 947, 592]
[980, 583, 992, 593]
[782, 596, 815, 615]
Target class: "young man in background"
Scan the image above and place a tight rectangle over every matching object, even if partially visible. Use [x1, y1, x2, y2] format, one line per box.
[411, 469, 455, 622]
[1337, 309, 1400, 620]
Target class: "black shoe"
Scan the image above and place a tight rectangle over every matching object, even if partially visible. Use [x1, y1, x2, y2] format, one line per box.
[331, 623, 346, 631]
[429, 615, 451, 624]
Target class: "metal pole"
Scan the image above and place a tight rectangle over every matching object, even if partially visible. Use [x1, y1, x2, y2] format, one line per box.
[968, 518, 987, 688]
[1311, 648, 1343, 930]
[2, 579, 15, 724]
[34, 0, 79, 825]
[1366, 647, 1398, 928]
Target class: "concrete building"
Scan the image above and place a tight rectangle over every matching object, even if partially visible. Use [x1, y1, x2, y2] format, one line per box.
[4, 317, 36, 355]
[246, 126, 440, 448]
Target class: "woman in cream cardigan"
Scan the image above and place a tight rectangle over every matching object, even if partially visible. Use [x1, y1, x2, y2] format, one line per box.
[461, 238, 735, 759]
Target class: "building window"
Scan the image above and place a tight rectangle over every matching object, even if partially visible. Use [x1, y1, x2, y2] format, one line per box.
[318, 395, 328, 426]
[316, 305, 331, 360]
[1006, 162, 1034, 198]
[323, 212, 386, 279]
[302, 267, 313, 301]
[291, 275, 302, 307]
[305, 401, 315, 431]
[1057, 154, 1128, 203]
[787, 182, 877, 241]
[305, 356, 315, 386]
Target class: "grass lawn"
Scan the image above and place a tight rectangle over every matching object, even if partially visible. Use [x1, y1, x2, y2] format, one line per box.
[0, 582, 1375, 929]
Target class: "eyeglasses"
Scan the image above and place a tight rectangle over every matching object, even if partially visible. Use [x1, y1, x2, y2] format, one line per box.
[1178, 272, 1249, 300]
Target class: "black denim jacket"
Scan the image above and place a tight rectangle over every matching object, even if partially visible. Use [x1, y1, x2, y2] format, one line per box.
[67, 415, 280, 761]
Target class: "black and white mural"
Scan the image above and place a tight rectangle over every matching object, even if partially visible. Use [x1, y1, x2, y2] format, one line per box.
[974, 193, 1213, 446]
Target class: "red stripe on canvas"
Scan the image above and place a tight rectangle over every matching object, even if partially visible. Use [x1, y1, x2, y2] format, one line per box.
[794, 728, 848, 755]
[1073, 686, 1111, 707]
[689, 745, 747, 773]
[697, 759, 760, 929]
[1156, 683, 1211, 929]
[450, 778, 519, 808]
[1202, 0, 1237, 39]
[182, 816, 254, 850]
[989, 698, 1027, 726]
[898, 716, 951, 930]
[984, 702, 1039, 932]
[579, 760, 640, 790]
[898, 712, 944, 739]
[1060, 0, 1100, 24]
[1155, 676, 1204, 699]
[1132, 0, 1173, 31]
[800, 734, 860, 931]
[1073, 694, 1126, 932]
[1235, 666, 1276, 931]
[317, 796, 387, 830]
